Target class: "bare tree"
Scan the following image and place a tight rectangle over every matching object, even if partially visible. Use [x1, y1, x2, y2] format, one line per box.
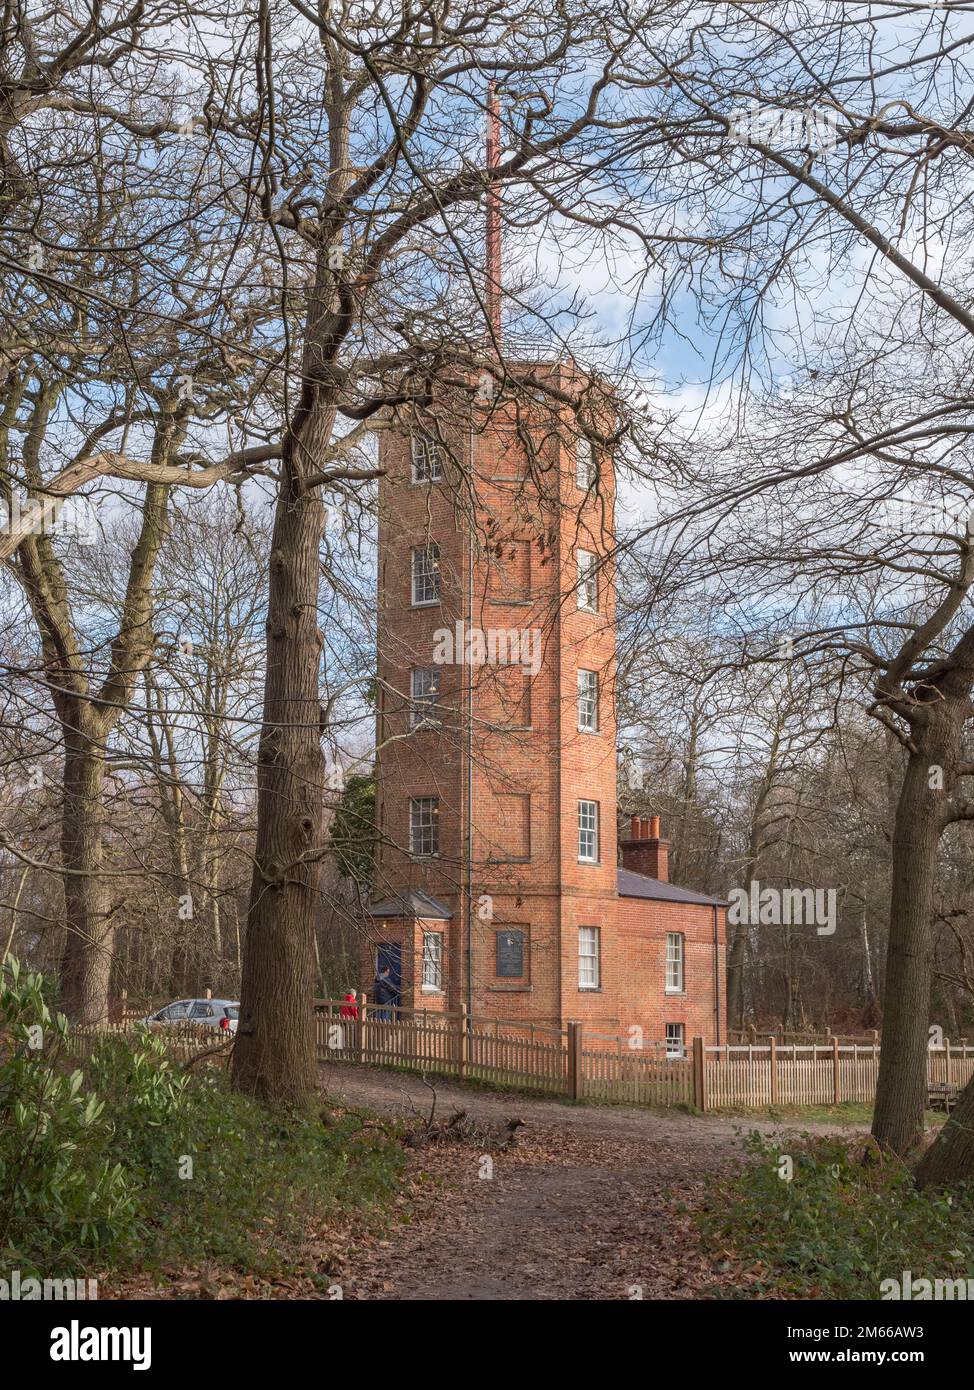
[1, 84, 283, 1018]
[609, 3, 974, 1157]
[217, 0, 663, 1105]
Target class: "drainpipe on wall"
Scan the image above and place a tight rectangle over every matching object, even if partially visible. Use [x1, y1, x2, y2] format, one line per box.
[712, 903, 720, 1045]
[465, 425, 475, 1024]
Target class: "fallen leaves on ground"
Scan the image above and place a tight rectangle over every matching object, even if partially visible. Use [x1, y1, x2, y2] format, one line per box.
[102, 1087, 759, 1301]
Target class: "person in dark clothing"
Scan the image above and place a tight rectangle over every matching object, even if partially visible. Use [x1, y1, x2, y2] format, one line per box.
[373, 964, 396, 1021]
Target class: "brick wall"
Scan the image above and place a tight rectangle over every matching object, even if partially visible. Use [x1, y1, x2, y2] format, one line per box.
[617, 895, 727, 1045]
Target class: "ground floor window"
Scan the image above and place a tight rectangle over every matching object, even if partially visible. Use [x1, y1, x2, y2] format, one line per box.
[422, 930, 443, 990]
[665, 1022, 685, 1058]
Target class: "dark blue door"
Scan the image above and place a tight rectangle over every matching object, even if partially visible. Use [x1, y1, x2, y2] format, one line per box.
[377, 942, 402, 992]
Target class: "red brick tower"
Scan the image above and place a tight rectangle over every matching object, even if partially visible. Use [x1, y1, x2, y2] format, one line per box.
[367, 370, 624, 1029]
[362, 87, 724, 1043]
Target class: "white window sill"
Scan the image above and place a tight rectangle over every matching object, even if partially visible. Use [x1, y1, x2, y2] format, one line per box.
[410, 599, 441, 609]
[664, 988, 685, 996]
[420, 986, 443, 995]
[577, 725, 599, 735]
[577, 858, 600, 866]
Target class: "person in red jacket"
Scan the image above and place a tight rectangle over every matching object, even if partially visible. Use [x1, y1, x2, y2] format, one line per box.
[339, 991, 359, 1020]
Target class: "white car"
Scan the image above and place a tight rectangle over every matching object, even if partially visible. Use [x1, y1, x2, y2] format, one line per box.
[141, 998, 239, 1034]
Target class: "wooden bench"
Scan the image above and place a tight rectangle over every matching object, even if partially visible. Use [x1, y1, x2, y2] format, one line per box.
[928, 1082, 959, 1113]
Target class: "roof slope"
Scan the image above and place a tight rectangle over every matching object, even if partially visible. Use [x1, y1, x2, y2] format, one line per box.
[366, 889, 453, 920]
[617, 867, 725, 907]
[367, 877, 723, 916]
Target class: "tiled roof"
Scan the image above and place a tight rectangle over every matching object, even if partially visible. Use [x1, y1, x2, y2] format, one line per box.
[617, 867, 725, 907]
[366, 889, 453, 920]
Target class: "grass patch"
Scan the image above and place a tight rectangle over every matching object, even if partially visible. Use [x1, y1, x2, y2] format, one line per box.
[712, 1101, 946, 1127]
[718, 1101, 876, 1125]
[702, 1131, 974, 1299]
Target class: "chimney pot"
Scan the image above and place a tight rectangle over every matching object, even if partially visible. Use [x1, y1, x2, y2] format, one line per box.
[620, 814, 670, 882]
[630, 815, 640, 839]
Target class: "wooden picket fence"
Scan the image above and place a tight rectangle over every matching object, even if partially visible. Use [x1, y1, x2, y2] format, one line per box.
[313, 1000, 567, 1092]
[55, 1004, 974, 1112]
[314, 999, 974, 1111]
[580, 1029, 693, 1106]
[702, 1038, 974, 1109]
[64, 1020, 230, 1064]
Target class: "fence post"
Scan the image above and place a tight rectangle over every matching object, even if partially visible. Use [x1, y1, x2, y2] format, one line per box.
[692, 1036, 706, 1111]
[458, 1003, 469, 1080]
[358, 993, 368, 1063]
[832, 1034, 840, 1104]
[945, 1036, 952, 1086]
[769, 1035, 778, 1106]
[567, 1020, 582, 1099]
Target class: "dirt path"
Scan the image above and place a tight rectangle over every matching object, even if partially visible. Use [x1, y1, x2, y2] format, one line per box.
[322, 1063, 866, 1301]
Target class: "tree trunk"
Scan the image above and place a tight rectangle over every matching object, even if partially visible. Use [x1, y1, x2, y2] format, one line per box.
[859, 907, 877, 1011]
[726, 738, 780, 1032]
[231, 408, 331, 1107]
[58, 725, 111, 1023]
[871, 748, 944, 1155]
[2, 865, 29, 964]
[203, 877, 223, 996]
[914, 1069, 974, 1187]
[725, 911, 749, 1033]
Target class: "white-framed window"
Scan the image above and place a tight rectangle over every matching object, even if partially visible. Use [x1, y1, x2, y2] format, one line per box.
[411, 434, 444, 483]
[576, 549, 598, 612]
[411, 542, 440, 605]
[578, 799, 599, 862]
[577, 669, 599, 732]
[409, 666, 440, 728]
[665, 932, 685, 993]
[422, 931, 444, 990]
[409, 796, 439, 856]
[665, 1022, 685, 1058]
[578, 926, 600, 990]
[576, 435, 596, 490]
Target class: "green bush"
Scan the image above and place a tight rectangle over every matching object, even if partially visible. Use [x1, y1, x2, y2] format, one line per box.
[0, 958, 141, 1276]
[0, 957, 406, 1285]
[702, 1130, 974, 1298]
[115, 1066, 407, 1279]
[84, 1034, 193, 1185]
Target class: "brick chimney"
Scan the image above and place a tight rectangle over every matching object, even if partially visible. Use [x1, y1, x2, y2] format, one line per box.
[620, 814, 669, 882]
